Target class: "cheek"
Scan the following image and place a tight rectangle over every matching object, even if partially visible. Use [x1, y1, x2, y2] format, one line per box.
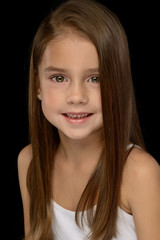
[41, 88, 62, 114]
[98, 94, 102, 110]
[97, 90, 102, 111]
[91, 90, 102, 111]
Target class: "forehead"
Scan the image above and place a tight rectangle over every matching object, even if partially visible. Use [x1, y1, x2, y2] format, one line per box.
[39, 33, 99, 72]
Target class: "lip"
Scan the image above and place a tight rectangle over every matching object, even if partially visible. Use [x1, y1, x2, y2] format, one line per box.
[62, 112, 93, 124]
[63, 112, 92, 115]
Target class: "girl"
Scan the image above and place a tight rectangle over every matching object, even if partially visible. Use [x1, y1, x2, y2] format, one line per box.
[18, 0, 160, 239]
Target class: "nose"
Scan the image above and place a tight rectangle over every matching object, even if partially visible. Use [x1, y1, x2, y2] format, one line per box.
[66, 81, 88, 105]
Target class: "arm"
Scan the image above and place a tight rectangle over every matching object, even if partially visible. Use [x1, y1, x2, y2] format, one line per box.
[126, 148, 160, 240]
[17, 145, 32, 239]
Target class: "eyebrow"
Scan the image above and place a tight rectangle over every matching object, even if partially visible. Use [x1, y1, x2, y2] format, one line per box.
[44, 66, 99, 74]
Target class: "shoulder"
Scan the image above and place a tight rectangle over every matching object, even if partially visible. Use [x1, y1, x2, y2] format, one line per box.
[125, 146, 160, 180]
[17, 145, 32, 236]
[18, 144, 32, 168]
[124, 146, 160, 189]
[18, 144, 32, 196]
[124, 146, 160, 239]
[18, 144, 33, 194]
[124, 146, 160, 204]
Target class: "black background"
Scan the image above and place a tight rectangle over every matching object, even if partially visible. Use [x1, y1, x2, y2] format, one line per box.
[2, 0, 159, 239]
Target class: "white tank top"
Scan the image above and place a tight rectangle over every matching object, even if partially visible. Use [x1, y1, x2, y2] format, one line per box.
[52, 144, 137, 239]
[52, 200, 137, 240]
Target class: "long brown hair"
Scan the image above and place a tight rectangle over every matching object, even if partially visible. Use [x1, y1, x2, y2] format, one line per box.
[27, 0, 144, 239]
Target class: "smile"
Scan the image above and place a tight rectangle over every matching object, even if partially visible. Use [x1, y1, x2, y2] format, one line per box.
[66, 113, 91, 119]
[62, 112, 93, 123]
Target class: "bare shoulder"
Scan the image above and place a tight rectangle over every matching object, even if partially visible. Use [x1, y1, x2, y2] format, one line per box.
[124, 146, 160, 200]
[17, 143, 32, 201]
[17, 144, 32, 205]
[123, 146, 160, 239]
[18, 144, 32, 236]
[18, 144, 32, 170]
[124, 146, 160, 180]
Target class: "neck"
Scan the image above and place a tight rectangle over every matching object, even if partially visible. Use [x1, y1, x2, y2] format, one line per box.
[57, 129, 103, 168]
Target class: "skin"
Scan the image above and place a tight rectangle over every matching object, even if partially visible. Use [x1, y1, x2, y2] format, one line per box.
[18, 32, 160, 239]
[38, 33, 103, 142]
[38, 33, 103, 212]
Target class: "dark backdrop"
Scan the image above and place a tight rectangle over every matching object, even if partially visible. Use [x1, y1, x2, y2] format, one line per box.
[2, 1, 159, 239]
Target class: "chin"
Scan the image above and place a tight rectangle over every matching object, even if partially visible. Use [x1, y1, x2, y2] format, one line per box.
[59, 129, 94, 141]
[66, 133, 91, 140]
[60, 126, 103, 141]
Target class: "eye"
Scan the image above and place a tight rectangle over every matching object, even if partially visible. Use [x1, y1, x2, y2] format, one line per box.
[51, 75, 67, 82]
[88, 76, 99, 83]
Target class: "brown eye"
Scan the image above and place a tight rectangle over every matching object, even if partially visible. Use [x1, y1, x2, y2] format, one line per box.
[52, 75, 67, 82]
[88, 76, 99, 83]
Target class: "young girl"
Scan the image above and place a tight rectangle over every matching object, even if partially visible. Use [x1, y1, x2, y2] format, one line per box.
[18, 0, 160, 239]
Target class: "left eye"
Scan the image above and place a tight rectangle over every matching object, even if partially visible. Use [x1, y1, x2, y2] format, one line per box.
[51, 75, 67, 82]
[88, 76, 99, 83]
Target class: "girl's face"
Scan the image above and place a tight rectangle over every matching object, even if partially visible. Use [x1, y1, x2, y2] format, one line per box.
[38, 33, 103, 140]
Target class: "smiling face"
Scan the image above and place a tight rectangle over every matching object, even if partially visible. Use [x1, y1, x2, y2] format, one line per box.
[37, 32, 103, 140]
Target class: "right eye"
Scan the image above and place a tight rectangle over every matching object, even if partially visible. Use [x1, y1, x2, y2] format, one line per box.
[51, 75, 67, 82]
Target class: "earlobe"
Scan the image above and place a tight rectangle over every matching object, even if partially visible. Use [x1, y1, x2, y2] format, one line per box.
[36, 74, 42, 100]
[35, 72, 41, 100]
[37, 93, 41, 100]
[37, 89, 42, 100]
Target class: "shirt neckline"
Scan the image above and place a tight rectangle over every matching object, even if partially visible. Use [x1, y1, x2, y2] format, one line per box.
[52, 199, 133, 219]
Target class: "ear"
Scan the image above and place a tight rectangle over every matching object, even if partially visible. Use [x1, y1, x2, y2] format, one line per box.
[37, 91, 42, 100]
[35, 72, 42, 100]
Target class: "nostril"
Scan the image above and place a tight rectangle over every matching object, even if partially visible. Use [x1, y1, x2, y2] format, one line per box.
[66, 92, 88, 104]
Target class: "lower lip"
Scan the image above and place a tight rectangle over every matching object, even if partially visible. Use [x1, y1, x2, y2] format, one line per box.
[62, 114, 93, 124]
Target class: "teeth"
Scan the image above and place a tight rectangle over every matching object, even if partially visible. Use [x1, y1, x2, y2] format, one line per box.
[66, 113, 89, 119]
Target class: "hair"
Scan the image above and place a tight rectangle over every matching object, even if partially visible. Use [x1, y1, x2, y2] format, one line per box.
[27, 0, 145, 239]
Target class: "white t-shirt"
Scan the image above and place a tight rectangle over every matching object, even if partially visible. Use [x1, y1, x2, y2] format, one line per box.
[52, 200, 137, 240]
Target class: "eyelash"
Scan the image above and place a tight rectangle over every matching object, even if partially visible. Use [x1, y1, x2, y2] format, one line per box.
[50, 75, 99, 83]
[51, 75, 67, 83]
